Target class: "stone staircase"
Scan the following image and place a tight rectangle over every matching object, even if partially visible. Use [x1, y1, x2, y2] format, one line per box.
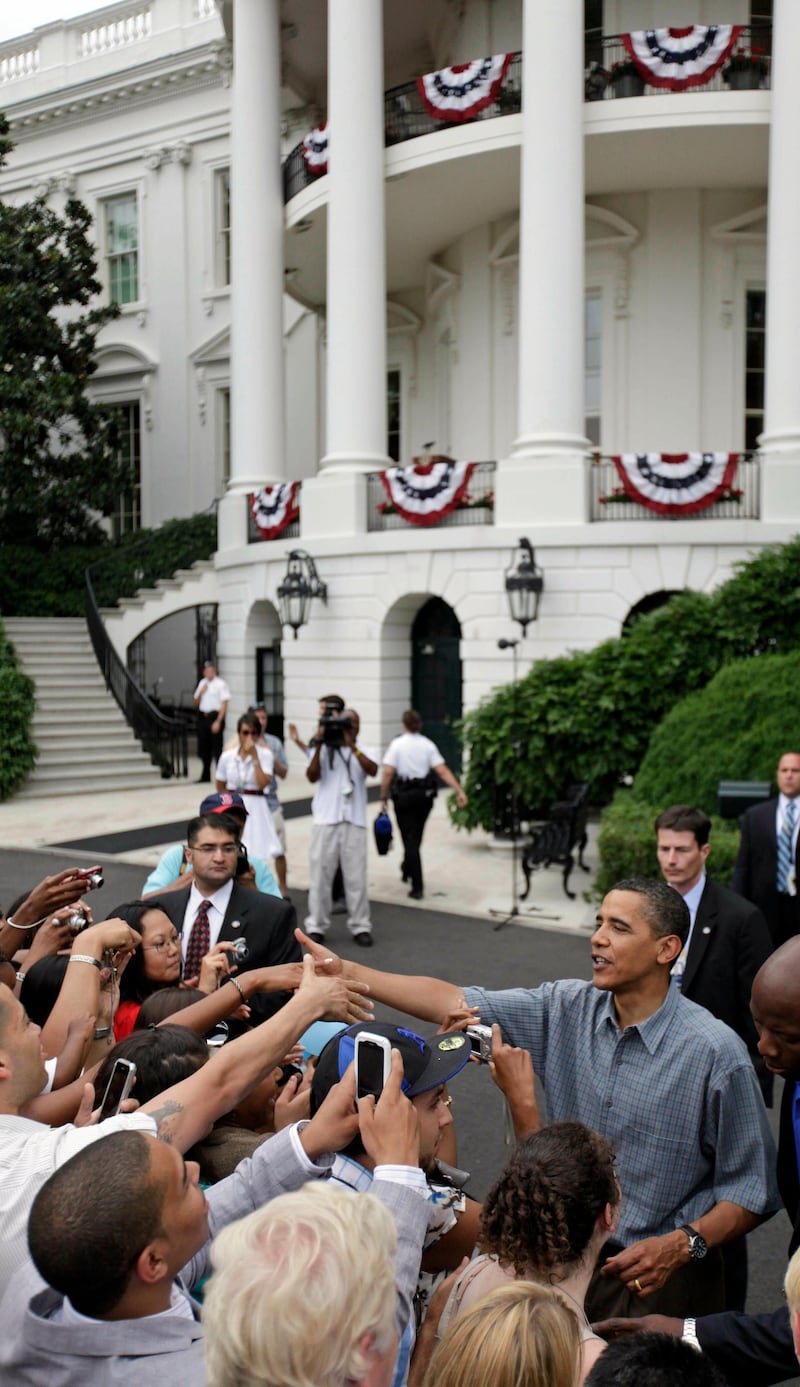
[5, 617, 165, 799]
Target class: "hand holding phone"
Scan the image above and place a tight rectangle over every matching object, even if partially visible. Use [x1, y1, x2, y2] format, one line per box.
[355, 1032, 392, 1101]
[98, 1058, 136, 1120]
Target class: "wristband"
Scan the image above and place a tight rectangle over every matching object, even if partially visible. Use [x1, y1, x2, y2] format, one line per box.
[228, 975, 247, 1004]
[682, 1318, 701, 1352]
[5, 914, 45, 931]
[15, 970, 26, 985]
[94, 1026, 111, 1040]
[69, 954, 103, 971]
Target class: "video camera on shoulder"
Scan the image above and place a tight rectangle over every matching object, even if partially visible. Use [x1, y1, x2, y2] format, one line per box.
[319, 701, 353, 750]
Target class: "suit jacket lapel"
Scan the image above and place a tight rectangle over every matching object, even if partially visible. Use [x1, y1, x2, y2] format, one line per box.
[217, 883, 251, 942]
[681, 881, 714, 993]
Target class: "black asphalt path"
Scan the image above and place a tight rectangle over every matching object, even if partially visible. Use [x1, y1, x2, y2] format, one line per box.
[0, 846, 793, 1325]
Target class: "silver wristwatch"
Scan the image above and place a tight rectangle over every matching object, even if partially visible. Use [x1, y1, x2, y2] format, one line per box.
[682, 1318, 702, 1352]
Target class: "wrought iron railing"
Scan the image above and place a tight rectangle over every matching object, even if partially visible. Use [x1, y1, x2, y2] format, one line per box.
[283, 55, 523, 203]
[367, 461, 496, 532]
[85, 565, 189, 778]
[283, 28, 773, 203]
[589, 453, 760, 522]
[588, 25, 772, 101]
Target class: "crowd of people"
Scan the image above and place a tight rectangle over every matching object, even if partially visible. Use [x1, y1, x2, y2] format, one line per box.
[0, 726, 799, 1386]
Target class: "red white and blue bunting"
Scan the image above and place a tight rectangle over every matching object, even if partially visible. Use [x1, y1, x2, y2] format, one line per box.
[417, 54, 513, 123]
[380, 458, 475, 527]
[610, 453, 740, 515]
[250, 482, 300, 540]
[622, 26, 742, 91]
[302, 123, 328, 175]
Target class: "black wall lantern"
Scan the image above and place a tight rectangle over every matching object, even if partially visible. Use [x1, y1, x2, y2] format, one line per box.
[504, 536, 544, 633]
[276, 549, 328, 638]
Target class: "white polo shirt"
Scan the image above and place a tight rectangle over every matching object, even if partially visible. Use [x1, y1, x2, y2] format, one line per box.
[193, 676, 230, 714]
[311, 744, 376, 828]
[383, 732, 443, 780]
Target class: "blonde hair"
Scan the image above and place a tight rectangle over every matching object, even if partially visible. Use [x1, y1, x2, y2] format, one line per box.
[203, 1183, 397, 1387]
[785, 1247, 800, 1313]
[423, 1282, 580, 1387]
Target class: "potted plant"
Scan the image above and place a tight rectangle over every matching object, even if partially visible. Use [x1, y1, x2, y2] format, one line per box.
[722, 48, 769, 91]
[610, 59, 645, 99]
[495, 81, 521, 115]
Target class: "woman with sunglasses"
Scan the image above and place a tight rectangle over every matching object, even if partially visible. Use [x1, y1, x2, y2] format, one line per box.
[216, 714, 283, 866]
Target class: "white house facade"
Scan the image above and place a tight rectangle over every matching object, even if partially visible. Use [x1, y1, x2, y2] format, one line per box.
[1, 0, 796, 764]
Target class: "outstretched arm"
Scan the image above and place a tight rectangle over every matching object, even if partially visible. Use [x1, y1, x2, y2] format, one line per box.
[295, 928, 465, 1023]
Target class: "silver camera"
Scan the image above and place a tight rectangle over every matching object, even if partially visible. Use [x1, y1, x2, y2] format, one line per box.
[465, 1023, 493, 1063]
[67, 909, 88, 933]
[230, 936, 249, 963]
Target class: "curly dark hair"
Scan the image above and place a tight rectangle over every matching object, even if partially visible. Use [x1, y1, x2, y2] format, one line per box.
[479, 1122, 618, 1278]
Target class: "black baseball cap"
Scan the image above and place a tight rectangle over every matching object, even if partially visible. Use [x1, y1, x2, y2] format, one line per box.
[311, 1022, 471, 1109]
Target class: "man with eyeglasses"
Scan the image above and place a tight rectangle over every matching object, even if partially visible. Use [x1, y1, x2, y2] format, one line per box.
[150, 812, 301, 1024]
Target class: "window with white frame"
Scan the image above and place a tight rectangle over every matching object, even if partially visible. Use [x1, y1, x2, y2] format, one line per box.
[584, 290, 602, 446]
[104, 193, 139, 305]
[745, 289, 766, 452]
[387, 368, 401, 462]
[110, 402, 142, 538]
[215, 168, 231, 287]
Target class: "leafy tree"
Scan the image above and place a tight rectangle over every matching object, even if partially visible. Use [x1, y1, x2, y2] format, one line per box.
[0, 115, 127, 549]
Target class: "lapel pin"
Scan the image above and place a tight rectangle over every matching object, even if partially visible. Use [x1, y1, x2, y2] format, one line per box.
[701, 926, 711, 935]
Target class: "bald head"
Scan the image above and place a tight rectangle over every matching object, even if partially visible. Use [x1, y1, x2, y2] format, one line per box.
[751, 938, 800, 1081]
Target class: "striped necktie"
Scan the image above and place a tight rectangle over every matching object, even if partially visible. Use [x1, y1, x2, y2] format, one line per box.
[184, 899, 211, 980]
[777, 800, 796, 894]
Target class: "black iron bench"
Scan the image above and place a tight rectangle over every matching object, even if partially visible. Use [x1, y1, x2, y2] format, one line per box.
[519, 781, 591, 901]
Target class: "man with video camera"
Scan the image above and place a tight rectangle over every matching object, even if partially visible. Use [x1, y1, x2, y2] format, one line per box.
[305, 707, 378, 947]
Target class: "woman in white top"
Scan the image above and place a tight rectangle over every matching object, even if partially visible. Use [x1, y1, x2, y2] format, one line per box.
[216, 714, 282, 863]
[435, 1122, 619, 1386]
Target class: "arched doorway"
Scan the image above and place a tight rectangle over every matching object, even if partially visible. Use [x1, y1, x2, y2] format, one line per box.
[623, 589, 684, 632]
[411, 597, 462, 772]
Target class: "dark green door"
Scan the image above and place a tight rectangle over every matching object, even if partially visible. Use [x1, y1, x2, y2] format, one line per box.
[411, 598, 462, 773]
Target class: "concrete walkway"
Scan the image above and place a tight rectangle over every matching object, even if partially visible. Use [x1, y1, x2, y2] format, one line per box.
[0, 748, 599, 935]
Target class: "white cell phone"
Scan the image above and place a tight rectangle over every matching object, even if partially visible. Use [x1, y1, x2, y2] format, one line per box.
[354, 1032, 392, 1101]
[98, 1058, 136, 1119]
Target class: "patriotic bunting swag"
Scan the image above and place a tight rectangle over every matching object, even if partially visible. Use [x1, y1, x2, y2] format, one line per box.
[380, 458, 476, 527]
[622, 26, 742, 90]
[250, 482, 300, 540]
[417, 54, 513, 123]
[302, 124, 328, 174]
[610, 453, 741, 515]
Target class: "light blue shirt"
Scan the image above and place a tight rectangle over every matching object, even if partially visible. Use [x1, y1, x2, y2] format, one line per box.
[463, 977, 780, 1246]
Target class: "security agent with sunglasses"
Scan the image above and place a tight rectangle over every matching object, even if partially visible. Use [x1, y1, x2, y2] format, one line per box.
[149, 812, 301, 1025]
[311, 1022, 480, 1387]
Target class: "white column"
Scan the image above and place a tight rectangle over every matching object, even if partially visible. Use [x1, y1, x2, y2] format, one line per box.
[321, 0, 387, 473]
[496, 0, 588, 527]
[761, 0, 800, 521]
[218, 0, 284, 551]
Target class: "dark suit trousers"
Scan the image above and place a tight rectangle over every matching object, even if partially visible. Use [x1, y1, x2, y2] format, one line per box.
[394, 793, 434, 894]
[197, 711, 224, 779]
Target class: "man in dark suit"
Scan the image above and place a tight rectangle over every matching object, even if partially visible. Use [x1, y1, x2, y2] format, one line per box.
[656, 804, 773, 1094]
[150, 811, 301, 1024]
[595, 938, 800, 1384]
[656, 803, 774, 1312]
[731, 751, 800, 948]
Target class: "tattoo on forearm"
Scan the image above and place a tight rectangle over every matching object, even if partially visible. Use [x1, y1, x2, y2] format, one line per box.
[149, 1100, 183, 1142]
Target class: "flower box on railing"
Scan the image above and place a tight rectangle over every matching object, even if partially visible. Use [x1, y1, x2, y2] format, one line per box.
[722, 49, 769, 90]
[610, 59, 645, 98]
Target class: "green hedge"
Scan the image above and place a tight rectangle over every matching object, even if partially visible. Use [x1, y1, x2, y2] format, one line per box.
[631, 648, 800, 814]
[0, 621, 36, 800]
[0, 511, 217, 617]
[454, 533, 800, 834]
[595, 795, 741, 897]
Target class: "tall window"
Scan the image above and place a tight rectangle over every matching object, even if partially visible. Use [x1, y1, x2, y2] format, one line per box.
[387, 369, 401, 462]
[105, 194, 139, 304]
[219, 387, 231, 490]
[745, 290, 766, 451]
[584, 290, 602, 446]
[215, 168, 231, 287]
[584, 0, 603, 67]
[111, 402, 142, 538]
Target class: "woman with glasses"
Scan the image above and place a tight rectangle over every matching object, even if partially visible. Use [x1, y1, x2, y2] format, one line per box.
[215, 714, 282, 867]
[112, 899, 232, 1040]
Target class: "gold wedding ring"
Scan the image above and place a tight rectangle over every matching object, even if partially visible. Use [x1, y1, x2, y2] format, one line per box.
[633, 1278, 643, 1293]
